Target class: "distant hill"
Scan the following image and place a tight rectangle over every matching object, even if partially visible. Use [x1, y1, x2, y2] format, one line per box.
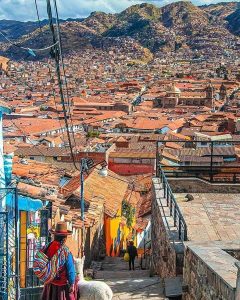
[0, 18, 84, 42]
[0, 19, 49, 41]
[0, 1, 239, 60]
[226, 6, 240, 35]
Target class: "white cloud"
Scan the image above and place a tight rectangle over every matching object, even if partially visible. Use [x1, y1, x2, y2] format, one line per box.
[0, 0, 236, 21]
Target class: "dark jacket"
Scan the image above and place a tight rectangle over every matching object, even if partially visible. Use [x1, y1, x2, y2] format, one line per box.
[127, 245, 138, 258]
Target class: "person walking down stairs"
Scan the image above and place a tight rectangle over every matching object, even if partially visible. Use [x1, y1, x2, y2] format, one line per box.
[127, 241, 138, 271]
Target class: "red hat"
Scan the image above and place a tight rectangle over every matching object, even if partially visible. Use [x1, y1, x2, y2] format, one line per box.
[50, 221, 72, 236]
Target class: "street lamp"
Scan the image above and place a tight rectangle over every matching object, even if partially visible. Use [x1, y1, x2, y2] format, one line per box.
[80, 158, 108, 221]
[98, 166, 108, 177]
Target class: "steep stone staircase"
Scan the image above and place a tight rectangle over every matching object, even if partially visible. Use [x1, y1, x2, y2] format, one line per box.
[95, 257, 166, 299]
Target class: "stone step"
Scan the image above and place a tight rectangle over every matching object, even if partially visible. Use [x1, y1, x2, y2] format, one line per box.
[108, 277, 166, 300]
[164, 276, 183, 298]
[96, 270, 151, 280]
[94, 256, 166, 299]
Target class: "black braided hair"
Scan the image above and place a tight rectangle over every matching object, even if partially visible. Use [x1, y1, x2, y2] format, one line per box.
[54, 235, 67, 246]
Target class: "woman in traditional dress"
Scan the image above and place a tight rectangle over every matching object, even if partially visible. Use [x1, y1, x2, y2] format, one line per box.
[41, 221, 77, 300]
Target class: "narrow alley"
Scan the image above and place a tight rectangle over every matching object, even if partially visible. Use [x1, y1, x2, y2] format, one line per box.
[95, 257, 166, 300]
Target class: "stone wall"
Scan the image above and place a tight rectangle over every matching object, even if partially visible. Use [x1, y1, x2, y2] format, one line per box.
[169, 178, 240, 194]
[183, 247, 236, 300]
[225, 249, 240, 261]
[151, 183, 184, 278]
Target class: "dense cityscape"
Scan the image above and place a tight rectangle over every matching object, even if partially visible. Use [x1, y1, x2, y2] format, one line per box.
[0, 1, 240, 299]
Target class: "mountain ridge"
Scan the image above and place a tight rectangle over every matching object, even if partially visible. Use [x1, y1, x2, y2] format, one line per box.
[0, 1, 239, 60]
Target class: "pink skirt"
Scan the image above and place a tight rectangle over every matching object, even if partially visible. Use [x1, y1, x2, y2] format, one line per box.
[41, 283, 78, 300]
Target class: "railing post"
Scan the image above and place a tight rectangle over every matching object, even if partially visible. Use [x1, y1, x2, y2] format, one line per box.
[178, 218, 181, 240]
[184, 224, 188, 241]
[170, 195, 173, 216]
[160, 167, 162, 183]
[173, 205, 177, 226]
[159, 165, 188, 242]
[163, 179, 166, 198]
[156, 141, 159, 177]
[166, 187, 169, 206]
[181, 218, 188, 241]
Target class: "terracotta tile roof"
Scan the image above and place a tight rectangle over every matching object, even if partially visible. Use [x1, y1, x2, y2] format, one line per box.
[0, 99, 10, 109]
[17, 182, 58, 201]
[5, 118, 66, 135]
[138, 191, 152, 217]
[165, 131, 191, 141]
[15, 146, 70, 157]
[3, 143, 17, 154]
[12, 157, 66, 186]
[165, 142, 183, 149]
[129, 117, 169, 130]
[83, 168, 129, 217]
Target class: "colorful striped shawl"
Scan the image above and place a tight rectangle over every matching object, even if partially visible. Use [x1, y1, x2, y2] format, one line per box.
[33, 244, 69, 284]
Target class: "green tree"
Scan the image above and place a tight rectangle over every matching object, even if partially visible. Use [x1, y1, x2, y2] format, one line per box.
[122, 200, 136, 228]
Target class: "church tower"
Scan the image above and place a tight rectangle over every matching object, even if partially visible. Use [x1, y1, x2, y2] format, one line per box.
[205, 82, 215, 111]
[206, 82, 214, 100]
[219, 83, 227, 101]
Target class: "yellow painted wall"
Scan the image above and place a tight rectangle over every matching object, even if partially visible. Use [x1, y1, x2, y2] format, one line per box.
[105, 206, 137, 256]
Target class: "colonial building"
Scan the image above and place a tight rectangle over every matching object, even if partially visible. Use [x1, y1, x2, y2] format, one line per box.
[157, 82, 215, 108]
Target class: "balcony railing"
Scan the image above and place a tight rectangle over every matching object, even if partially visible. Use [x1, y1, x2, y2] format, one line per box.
[158, 165, 187, 241]
[156, 139, 240, 183]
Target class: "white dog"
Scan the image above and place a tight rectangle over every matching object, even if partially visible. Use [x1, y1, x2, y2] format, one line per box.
[74, 256, 113, 300]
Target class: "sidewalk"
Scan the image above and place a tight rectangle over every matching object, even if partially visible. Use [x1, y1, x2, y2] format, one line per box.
[95, 257, 166, 300]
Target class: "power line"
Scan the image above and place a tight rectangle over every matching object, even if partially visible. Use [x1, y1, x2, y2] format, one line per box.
[46, 0, 79, 170]
[52, 0, 78, 149]
[3, 55, 78, 167]
[52, 0, 70, 109]
[34, 0, 43, 35]
[48, 66, 75, 154]
[0, 30, 59, 52]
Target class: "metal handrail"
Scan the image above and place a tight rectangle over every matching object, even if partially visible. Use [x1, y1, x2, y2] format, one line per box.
[159, 166, 187, 241]
[140, 239, 151, 270]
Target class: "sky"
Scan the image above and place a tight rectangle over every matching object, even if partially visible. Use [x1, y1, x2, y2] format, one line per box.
[0, 0, 236, 21]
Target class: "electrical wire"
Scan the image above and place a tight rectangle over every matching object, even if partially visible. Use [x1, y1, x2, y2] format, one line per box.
[34, 0, 43, 35]
[52, 0, 77, 149]
[0, 30, 59, 52]
[48, 66, 75, 155]
[46, 0, 79, 170]
[3, 56, 78, 169]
